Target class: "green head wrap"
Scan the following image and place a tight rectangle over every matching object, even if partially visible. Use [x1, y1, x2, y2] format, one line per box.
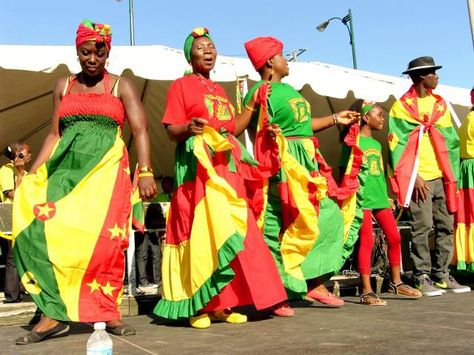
[183, 27, 213, 63]
[361, 100, 376, 115]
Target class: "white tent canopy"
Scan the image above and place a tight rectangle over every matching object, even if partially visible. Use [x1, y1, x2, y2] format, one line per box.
[0, 45, 471, 178]
[1, 45, 471, 106]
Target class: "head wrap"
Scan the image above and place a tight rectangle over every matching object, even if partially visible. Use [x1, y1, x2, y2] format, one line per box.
[244, 36, 283, 71]
[471, 88, 474, 106]
[183, 27, 213, 63]
[361, 100, 376, 115]
[76, 19, 112, 49]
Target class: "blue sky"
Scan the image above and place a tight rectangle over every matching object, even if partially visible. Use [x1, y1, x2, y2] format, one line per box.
[1, 0, 472, 89]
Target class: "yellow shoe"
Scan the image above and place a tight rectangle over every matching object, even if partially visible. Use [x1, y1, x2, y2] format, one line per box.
[189, 313, 211, 329]
[209, 310, 247, 324]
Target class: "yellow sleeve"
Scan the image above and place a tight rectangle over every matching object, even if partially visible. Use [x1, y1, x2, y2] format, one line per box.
[460, 111, 474, 159]
[0, 164, 15, 202]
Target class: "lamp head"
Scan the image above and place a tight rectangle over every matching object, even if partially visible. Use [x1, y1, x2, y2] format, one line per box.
[316, 21, 329, 32]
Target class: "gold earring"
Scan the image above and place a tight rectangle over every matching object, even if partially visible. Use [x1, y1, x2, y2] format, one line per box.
[270, 68, 274, 77]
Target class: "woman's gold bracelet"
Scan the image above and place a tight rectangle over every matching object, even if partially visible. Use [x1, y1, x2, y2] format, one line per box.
[245, 103, 257, 112]
[138, 165, 153, 173]
[138, 172, 154, 178]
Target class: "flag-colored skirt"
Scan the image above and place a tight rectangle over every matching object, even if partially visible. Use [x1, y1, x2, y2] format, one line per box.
[260, 138, 344, 299]
[154, 128, 286, 319]
[13, 117, 131, 322]
[454, 158, 474, 272]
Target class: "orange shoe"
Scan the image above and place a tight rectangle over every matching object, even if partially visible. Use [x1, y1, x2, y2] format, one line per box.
[271, 302, 295, 317]
[307, 289, 344, 307]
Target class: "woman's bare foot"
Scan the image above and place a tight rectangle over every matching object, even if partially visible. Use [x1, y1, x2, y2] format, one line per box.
[106, 319, 124, 328]
[32, 316, 60, 333]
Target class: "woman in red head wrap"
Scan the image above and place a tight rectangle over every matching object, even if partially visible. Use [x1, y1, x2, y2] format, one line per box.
[152, 27, 286, 329]
[13, 19, 157, 344]
[243, 36, 360, 315]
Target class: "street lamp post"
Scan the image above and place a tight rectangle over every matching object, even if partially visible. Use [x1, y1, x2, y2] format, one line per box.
[117, 0, 135, 45]
[316, 8, 358, 69]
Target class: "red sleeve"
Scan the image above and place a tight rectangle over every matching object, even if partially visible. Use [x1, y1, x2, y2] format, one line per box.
[162, 79, 188, 125]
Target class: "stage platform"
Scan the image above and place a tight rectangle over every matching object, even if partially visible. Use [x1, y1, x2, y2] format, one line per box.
[0, 286, 473, 354]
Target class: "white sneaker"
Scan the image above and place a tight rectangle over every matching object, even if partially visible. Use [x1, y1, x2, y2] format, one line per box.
[434, 275, 471, 294]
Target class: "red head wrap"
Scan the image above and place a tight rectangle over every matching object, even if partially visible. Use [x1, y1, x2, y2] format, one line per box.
[75, 19, 112, 49]
[471, 88, 474, 106]
[244, 36, 283, 70]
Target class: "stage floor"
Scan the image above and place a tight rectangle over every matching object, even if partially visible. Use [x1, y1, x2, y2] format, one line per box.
[0, 288, 473, 354]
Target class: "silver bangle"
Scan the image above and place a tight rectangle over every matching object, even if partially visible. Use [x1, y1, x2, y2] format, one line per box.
[332, 113, 338, 126]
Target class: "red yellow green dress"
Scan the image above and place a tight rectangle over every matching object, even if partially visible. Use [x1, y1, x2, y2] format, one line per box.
[454, 110, 474, 271]
[13, 73, 131, 322]
[153, 75, 286, 319]
[244, 81, 345, 299]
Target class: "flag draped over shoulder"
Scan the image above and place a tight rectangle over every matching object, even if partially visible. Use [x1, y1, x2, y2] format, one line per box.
[388, 85, 459, 212]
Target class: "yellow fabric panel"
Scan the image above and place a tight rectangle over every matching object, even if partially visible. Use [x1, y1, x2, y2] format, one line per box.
[45, 133, 124, 320]
[12, 164, 49, 241]
[256, 180, 269, 231]
[454, 223, 474, 265]
[162, 127, 248, 301]
[276, 134, 327, 280]
[460, 112, 474, 159]
[340, 193, 358, 242]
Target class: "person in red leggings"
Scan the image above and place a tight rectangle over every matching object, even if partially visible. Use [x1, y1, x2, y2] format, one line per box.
[339, 99, 422, 305]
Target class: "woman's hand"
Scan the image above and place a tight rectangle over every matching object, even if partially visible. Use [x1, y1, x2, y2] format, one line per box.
[412, 175, 429, 203]
[388, 198, 396, 211]
[336, 110, 360, 126]
[187, 118, 208, 135]
[138, 176, 157, 201]
[266, 123, 281, 140]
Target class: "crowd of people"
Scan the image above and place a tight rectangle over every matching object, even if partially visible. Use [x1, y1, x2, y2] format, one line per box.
[1, 19, 473, 345]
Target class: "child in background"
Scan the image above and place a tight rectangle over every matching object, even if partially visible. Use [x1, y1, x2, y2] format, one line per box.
[339, 100, 422, 305]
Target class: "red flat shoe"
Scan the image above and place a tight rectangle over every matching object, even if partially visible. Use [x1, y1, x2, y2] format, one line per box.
[307, 289, 344, 307]
[271, 302, 295, 317]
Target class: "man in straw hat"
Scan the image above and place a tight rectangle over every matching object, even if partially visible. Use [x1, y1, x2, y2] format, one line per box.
[387, 56, 470, 296]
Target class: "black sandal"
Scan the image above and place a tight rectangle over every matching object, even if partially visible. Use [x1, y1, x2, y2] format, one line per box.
[105, 323, 136, 336]
[15, 322, 70, 345]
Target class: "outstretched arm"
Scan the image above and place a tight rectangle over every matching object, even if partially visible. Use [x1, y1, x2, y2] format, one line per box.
[311, 110, 359, 133]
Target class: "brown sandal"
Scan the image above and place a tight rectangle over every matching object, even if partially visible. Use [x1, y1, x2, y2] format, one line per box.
[360, 291, 387, 306]
[388, 282, 422, 298]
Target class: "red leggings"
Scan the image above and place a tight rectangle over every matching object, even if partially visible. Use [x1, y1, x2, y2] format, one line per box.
[358, 208, 401, 275]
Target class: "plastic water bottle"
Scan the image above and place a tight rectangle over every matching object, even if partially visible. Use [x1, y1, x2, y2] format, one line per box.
[87, 322, 113, 355]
